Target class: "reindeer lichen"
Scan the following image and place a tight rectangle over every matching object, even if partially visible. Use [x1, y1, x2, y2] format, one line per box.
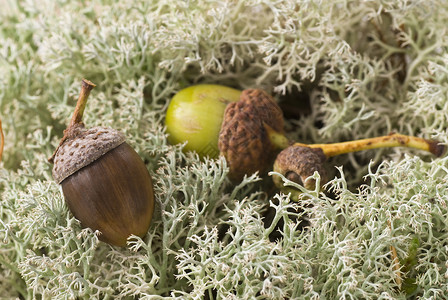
[1, 0, 448, 299]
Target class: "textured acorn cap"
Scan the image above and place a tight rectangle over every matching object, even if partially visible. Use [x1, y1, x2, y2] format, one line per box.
[218, 89, 284, 181]
[273, 145, 327, 190]
[52, 126, 125, 184]
[238, 89, 284, 132]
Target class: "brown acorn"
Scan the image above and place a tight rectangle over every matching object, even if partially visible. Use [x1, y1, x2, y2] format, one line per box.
[49, 79, 154, 247]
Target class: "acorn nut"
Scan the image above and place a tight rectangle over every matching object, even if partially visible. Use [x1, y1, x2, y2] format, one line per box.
[165, 84, 241, 159]
[49, 79, 155, 247]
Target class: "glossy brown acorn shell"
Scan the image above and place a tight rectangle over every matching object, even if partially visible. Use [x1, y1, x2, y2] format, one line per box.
[61, 143, 154, 247]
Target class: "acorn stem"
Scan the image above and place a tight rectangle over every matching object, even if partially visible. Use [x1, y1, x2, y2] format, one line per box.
[48, 79, 96, 163]
[293, 133, 446, 158]
[264, 123, 290, 150]
[0, 118, 4, 162]
[69, 79, 96, 127]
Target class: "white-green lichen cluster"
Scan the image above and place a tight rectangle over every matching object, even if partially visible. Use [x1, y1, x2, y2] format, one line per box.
[1, 0, 448, 299]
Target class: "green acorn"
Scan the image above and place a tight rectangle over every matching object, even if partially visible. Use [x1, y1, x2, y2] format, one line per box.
[165, 84, 241, 159]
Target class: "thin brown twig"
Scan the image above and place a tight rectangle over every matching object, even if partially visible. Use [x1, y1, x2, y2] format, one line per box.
[388, 220, 402, 288]
[0, 119, 4, 162]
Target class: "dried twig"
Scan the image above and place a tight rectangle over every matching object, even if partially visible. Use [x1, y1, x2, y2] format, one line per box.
[0, 119, 4, 162]
[388, 220, 402, 288]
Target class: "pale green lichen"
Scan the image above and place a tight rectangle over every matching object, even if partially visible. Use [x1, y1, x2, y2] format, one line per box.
[1, 0, 448, 299]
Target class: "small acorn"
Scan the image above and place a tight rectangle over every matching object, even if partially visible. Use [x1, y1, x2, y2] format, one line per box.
[49, 79, 154, 247]
[273, 134, 446, 193]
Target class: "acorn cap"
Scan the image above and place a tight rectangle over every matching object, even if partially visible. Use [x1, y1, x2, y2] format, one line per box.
[52, 126, 125, 184]
[218, 89, 284, 181]
[273, 145, 328, 190]
[238, 89, 284, 132]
